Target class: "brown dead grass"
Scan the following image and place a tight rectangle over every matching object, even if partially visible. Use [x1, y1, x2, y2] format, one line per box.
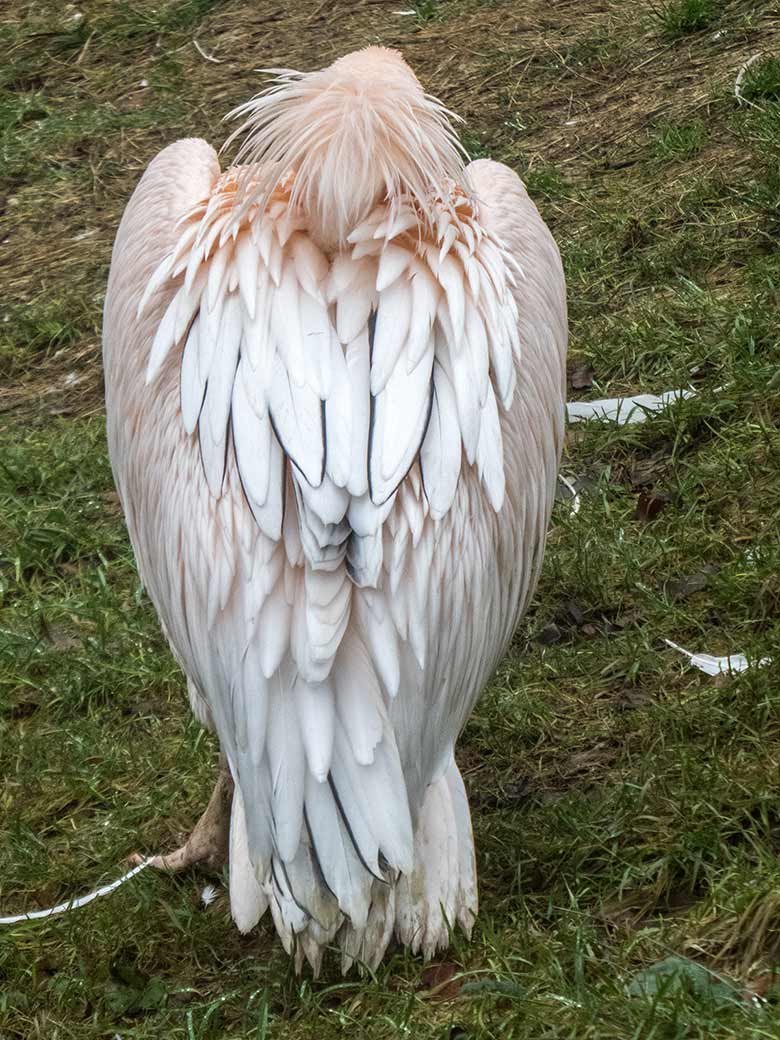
[1, 0, 778, 419]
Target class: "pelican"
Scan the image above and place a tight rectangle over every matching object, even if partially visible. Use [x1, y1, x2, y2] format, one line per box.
[103, 47, 567, 972]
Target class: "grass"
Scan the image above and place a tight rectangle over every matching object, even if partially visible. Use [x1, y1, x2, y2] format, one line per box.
[1, 0, 780, 1037]
[409, 0, 440, 24]
[652, 120, 708, 160]
[740, 57, 780, 103]
[654, 0, 719, 39]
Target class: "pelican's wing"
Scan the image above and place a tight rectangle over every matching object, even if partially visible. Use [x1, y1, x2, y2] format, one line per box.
[365, 159, 568, 817]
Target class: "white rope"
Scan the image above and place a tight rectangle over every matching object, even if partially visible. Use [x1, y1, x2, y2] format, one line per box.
[0, 859, 151, 925]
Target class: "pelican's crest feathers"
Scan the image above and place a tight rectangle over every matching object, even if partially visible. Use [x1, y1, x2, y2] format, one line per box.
[222, 47, 469, 248]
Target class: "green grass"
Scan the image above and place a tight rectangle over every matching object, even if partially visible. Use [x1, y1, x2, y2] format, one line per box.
[654, 0, 719, 39]
[740, 56, 780, 103]
[653, 120, 708, 160]
[410, 0, 440, 24]
[2, 0, 780, 1037]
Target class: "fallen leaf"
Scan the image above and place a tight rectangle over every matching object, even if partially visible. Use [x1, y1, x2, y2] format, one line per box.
[460, 978, 526, 999]
[662, 564, 720, 601]
[533, 622, 563, 645]
[745, 970, 780, 1001]
[562, 600, 585, 627]
[471, 777, 534, 810]
[635, 490, 671, 522]
[615, 687, 654, 711]
[627, 454, 670, 489]
[39, 615, 81, 651]
[568, 363, 594, 390]
[102, 489, 123, 516]
[7, 700, 40, 719]
[420, 962, 462, 1001]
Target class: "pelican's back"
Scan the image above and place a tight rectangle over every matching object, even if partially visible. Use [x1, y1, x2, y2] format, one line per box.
[103, 46, 566, 971]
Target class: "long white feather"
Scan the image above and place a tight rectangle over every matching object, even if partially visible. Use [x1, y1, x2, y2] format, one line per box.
[180, 316, 205, 434]
[420, 362, 462, 519]
[293, 677, 335, 782]
[267, 671, 305, 862]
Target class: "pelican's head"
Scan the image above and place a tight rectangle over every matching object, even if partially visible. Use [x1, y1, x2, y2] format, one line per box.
[225, 47, 468, 250]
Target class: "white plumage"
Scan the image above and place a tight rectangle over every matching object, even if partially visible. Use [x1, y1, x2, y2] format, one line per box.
[103, 46, 567, 971]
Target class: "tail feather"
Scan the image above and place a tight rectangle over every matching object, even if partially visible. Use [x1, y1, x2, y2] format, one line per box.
[228, 759, 477, 972]
[341, 883, 396, 973]
[228, 784, 268, 933]
[394, 760, 477, 959]
[446, 760, 478, 934]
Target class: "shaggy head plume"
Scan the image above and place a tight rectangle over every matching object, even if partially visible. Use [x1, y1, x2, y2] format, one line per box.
[223, 47, 469, 248]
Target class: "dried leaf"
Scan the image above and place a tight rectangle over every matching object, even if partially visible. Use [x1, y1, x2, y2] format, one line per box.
[39, 615, 81, 651]
[420, 962, 462, 1001]
[615, 687, 654, 711]
[568, 363, 594, 390]
[460, 978, 526, 999]
[635, 490, 670, 522]
[628, 454, 669, 489]
[662, 564, 720, 601]
[533, 622, 563, 645]
[562, 601, 585, 627]
[745, 970, 780, 1001]
[8, 699, 40, 719]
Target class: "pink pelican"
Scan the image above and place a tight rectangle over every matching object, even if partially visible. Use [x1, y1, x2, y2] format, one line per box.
[103, 46, 567, 972]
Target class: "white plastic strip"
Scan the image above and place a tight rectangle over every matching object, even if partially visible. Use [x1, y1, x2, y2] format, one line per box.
[567, 388, 696, 425]
[557, 474, 581, 515]
[0, 858, 151, 925]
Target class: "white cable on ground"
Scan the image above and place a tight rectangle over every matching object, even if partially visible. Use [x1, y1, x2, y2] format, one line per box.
[0, 858, 151, 925]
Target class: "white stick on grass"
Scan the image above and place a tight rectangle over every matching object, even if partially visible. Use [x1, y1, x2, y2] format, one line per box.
[193, 39, 222, 64]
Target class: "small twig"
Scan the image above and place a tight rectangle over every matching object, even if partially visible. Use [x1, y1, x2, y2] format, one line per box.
[75, 28, 95, 65]
[193, 39, 223, 64]
[734, 53, 761, 102]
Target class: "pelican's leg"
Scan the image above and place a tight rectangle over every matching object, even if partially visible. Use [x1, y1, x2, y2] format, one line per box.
[129, 754, 233, 872]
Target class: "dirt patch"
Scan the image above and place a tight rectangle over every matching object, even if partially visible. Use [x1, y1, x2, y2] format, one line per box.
[1, 0, 777, 420]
